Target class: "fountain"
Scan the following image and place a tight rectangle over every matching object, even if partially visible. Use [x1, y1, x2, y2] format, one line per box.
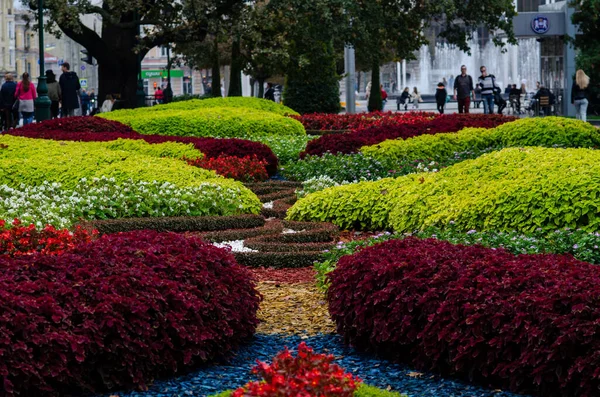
[406, 35, 540, 94]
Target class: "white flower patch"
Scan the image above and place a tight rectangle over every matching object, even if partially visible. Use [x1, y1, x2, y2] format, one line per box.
[263, 201, 274, 209]
[212, 240, 258, 253]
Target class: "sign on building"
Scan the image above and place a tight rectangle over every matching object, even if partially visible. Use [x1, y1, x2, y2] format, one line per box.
[79, 79, 88, 88]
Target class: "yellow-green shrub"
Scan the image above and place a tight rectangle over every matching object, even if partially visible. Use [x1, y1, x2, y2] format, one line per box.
[289, 147, 600, 233]
[101, 138, 202, 160]
[142, 97, 300, 116]
[99, 107, 306, 162]
[286, 178, 400, 230]
[0, 135, 261, 213]
[361, 117, 600, 163]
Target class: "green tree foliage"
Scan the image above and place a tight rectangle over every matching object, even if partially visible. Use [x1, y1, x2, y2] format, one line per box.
[26, 0, 243, 107]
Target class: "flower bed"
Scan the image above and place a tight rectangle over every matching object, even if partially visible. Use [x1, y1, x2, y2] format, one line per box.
[301, 114, 515, 157]
[292, 111, 435, 131]
[361, 117, 600, 164]
[0, 219, 96, 256]
[0, 178, 260, 229]
[8, 127, 279, 177]
[328, 237, 600, 396]
[187, 155, 269, 182]
[98, 107, 306, 163]
[288, 147, 600, 232]
[17, 115, 134, 133]
[145, 97, 299, 116]
[0, 231, 260, 395]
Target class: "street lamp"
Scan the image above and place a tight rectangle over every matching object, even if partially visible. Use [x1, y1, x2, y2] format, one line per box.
[163, 44, 173, 103]
[34, 0, 51, 121]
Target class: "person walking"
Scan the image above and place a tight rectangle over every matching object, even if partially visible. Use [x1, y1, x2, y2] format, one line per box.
[435, 82, 448, 114]
[453, 65, 475, 114]
[0, 73, 17, 130]
[380, 84, 388, 110]
[58, 62, 81, 117]
[154, 87, 164, 105]
[80, 89, 90, 116]
[264, 83, 275, 101]
[46, 70, 61, 119]
[411, 87, 421, 110]
[478, 66, 497, 114]
[509, 84, 522, 114]
[15, 72, 36, 126]
[397, 87, 410, 111]
[89, 89, 97, 112]
[572, 69, 590, 122]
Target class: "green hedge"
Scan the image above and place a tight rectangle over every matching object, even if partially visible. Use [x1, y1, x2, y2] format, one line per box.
[0, 135, 261, 213]
[289, 147, 600, 232]
[99, 107, 307, 163]
[361, 117, 600, 164]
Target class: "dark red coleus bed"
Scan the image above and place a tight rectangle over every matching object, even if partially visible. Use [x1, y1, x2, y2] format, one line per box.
[301, 113, 515, 157]
[0, 230, 260, 396]
[328, 237, 600, 396]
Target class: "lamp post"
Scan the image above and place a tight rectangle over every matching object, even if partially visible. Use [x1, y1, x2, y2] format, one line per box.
[163, 44, 173, 103]
[34, 0, 51, 121]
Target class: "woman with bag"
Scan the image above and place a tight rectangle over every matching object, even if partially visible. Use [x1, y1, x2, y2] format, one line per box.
[412, 87, 422, 110]
[572, 69, 590, 122]
[14, 73, 36, 126]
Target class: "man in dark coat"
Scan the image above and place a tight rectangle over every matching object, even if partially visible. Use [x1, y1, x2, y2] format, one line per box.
[59, 62, 81, 117]
[0, 73, 17, 130]
[264, 83, 275, 101]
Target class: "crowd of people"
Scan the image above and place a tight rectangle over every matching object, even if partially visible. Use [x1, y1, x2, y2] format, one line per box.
[0, 62, 114, 131]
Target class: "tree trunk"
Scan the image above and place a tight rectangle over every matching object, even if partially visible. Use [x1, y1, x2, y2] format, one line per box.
[258, 78, 265, 99]
[211, 39, 222, 97]
[228, 37, 243, 97]
[368, 60, 382, 112]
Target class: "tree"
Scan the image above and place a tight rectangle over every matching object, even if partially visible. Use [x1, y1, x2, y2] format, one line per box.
[348, 0, 517, 111]
[27, 0, 243, 107]
[264, 0, 349, 114]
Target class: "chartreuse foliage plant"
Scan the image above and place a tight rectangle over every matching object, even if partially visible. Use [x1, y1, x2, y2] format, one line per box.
[128, 97, 300, 116]
[288, 147, 600, 232]
[99, 107, 306, 162]
[361, 117, 600, 164]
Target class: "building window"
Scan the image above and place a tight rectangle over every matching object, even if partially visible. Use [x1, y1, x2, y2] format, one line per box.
[160, 46, 169, 57]
[27, 62, 31, 75]
[25, 33, 30, 49]
[8, 22, 14, 40]
[9, 49, 14, 66]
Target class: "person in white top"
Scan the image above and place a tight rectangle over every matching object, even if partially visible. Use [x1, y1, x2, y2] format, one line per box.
[100, 94, 114, 113]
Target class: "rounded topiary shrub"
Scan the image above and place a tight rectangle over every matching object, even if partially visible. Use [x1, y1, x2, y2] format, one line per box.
[17, 116, 134, 133]
[328, 237, 600, 396]
[0, 231, 260, 396]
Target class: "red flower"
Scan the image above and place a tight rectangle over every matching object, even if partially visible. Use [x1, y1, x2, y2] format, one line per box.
[187, 154, 269, 182]
[232, 342, 360, 397]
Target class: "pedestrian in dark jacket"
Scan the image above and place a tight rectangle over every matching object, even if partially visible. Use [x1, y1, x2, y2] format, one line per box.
[453, 65, 475, 114]
[0, 73, 17, 130]
[80, 89, 90, 115]
[397, 87, 410, 111]
[46, 70, 61, 119]
[58, 62, 81, 117]
[435, 82, 447, 114]
[264, 83, 275, 101]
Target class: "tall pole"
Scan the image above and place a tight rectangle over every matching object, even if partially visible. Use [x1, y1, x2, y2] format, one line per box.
[34, 0, 51, 121]
[344, 45, 356, 114]
[134, 10, 145, 108]
[163, 44, 173, 103]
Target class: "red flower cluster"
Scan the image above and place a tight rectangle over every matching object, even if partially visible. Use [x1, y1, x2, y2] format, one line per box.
[0, 219, 96, 257]
[9, 129, 279, 176]
[292, 111, 436, 131]
[17, 116, 134, 133]
[302, 113, 516, 157]
[187, 154, 269, 182]
[232, 342, 360, 397]
[0, 231, 260, 395]
[328, 237, 600, 396]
